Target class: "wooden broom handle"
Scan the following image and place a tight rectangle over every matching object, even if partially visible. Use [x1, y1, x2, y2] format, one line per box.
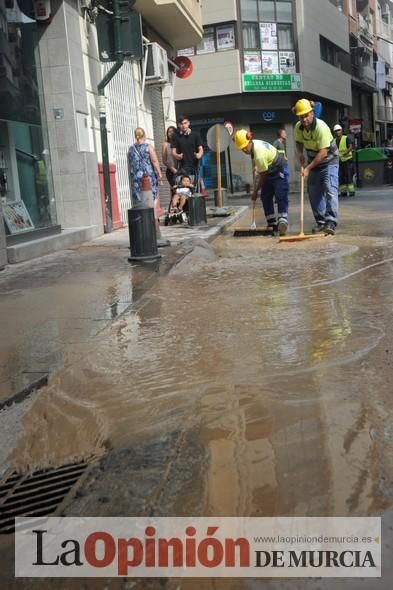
[300, 167, 305, 236]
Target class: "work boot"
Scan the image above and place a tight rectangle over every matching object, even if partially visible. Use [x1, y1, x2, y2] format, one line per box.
[312, 224, 325, 234]
[324, 222, 336, 236]
[277, 218, 288, 236]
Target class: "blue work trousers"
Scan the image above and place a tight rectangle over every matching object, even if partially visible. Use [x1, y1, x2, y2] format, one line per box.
[260, 171, 289, 226]
[308, 163, 339, 227]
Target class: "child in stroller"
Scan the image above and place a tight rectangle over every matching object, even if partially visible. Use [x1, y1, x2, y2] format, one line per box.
[164, 174, 194, 225]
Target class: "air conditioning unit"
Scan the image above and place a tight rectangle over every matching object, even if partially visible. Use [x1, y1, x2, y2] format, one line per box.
[145, 43, 169, 85]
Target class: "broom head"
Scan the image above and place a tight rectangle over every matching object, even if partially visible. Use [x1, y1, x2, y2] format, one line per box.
[279, 232, 325, 243]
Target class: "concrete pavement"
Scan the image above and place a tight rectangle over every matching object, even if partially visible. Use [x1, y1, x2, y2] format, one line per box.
[0, 205, 246, 406]
[1, 189, 393, 590]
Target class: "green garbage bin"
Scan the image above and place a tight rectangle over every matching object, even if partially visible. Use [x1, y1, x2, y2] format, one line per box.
[356, 148, 387, 186]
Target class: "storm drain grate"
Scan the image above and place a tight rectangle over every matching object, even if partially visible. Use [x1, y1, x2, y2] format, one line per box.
[0, 461, 90, 534]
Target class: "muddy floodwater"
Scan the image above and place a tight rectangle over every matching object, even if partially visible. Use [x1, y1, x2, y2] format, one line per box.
[1, 193, 393, 590]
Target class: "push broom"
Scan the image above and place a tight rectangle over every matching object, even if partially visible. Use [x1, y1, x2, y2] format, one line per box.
[233, 177, 274, 237]
[279, 168, 325, 243]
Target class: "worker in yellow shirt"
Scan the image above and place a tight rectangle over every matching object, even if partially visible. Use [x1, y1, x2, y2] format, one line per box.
[293, 99, 339, 235]
[333, 124, 355, 197]
[234, 129, 289, 236]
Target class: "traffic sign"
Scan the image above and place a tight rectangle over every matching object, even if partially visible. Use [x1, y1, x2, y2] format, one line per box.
[207, 124, 231, 152]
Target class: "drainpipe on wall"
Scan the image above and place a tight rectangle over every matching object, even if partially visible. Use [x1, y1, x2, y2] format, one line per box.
[97, 0, 130, 233]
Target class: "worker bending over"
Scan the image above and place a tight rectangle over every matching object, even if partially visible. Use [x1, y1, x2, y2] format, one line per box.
[234, 129, 289, 236]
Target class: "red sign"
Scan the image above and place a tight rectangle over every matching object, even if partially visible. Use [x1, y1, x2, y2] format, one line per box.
[174, 56, 193, 79]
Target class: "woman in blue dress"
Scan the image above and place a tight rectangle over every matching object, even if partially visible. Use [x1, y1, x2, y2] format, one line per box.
[128, 127, 162, 205]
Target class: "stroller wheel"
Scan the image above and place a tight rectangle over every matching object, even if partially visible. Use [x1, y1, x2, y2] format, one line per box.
[164, 216, 169, 226]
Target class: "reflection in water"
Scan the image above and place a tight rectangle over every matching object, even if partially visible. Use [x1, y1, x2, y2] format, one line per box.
[3, 238, 393, 526]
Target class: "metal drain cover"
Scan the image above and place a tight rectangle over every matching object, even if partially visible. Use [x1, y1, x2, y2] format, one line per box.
[0, 462, 89, 534]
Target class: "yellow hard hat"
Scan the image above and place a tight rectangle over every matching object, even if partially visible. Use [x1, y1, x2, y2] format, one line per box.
[293, 98, 313, 117]
[234, 129, 252, 150]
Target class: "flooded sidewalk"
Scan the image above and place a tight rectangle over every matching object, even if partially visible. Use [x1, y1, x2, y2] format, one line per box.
[1, 189, 393, 589]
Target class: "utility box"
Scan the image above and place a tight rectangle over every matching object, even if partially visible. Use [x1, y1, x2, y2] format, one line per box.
[356, 148, 387, 186]
[0, 203, 7, 270]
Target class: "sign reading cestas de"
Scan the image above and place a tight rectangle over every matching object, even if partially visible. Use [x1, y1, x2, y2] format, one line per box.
[243, 73, 302, 92]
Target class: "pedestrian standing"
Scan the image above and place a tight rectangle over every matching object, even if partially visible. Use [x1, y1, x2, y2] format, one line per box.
[333, 124, 355, 197]
[273, 128, 289, 176]
[128, 127, 162, 207]
[293, 99, 339, 235]
[162, 126, 178, 191]
[233, 129, 289, 236]
[172, 115, 203, 183]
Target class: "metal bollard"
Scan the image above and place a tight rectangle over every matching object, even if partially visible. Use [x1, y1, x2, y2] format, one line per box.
[0, 204, 7, 270]
[128, 202, 161, 262]
[187, 194, 207, 227]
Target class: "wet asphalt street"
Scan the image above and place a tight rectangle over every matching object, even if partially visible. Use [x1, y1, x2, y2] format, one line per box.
[1, 187, 393, 589]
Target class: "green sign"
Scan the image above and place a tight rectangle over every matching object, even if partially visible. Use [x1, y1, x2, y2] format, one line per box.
[96, 7, 143, 63]
[243, 73, 302, 92]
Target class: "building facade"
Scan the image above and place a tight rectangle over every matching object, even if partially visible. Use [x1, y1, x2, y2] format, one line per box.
[0, 0, 202, 266]
[330, 0, 393, 146]
[175, 0, 351, 189]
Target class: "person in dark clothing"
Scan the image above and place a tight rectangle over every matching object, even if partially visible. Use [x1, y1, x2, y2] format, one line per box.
[171, 115, 203, 179]
[273, 128, 289, 176]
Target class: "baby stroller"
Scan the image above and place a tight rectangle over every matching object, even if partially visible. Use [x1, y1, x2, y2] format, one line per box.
[164, 166, 200, 226]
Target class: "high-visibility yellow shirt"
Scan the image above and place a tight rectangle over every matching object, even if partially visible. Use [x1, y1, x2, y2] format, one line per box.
[339, 135, 353, 162]
[295, 118, 338, 166]
[252, 140, 278, 173]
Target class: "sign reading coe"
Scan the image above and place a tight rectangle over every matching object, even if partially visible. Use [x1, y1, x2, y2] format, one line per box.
[262, 111, 277, 122]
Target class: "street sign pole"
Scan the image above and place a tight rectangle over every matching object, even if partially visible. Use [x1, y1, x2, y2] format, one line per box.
[97, 0, 137, 233]
[216, 125, 222, 208]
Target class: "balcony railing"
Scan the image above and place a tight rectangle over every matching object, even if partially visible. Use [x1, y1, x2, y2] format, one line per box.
[358, 13, 374, 45]
[352, 62, 376, 88]
[376, 17, 392, 40]
[377, 106, 393, 121]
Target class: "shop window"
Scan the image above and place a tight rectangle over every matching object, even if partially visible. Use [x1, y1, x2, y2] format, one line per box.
[244, 52, 262, 73]
[276, 2, 293, 22]
[216, 24, 236, 51]
[177, 47, 195, 57]
[180, 23, 237, 56]
[262, 51, 279, 73]
[243, 23, 260, 50]
[279, 50, 296, 73]
[196, 27, 216, 54]
[240, 0, 258, 21]
[241, 1, 297, 73]
[260, 22, 277, 50]
[278, 24, 294, 50]
[0, 11, 56, 232]
[259, 1, 275, 21]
